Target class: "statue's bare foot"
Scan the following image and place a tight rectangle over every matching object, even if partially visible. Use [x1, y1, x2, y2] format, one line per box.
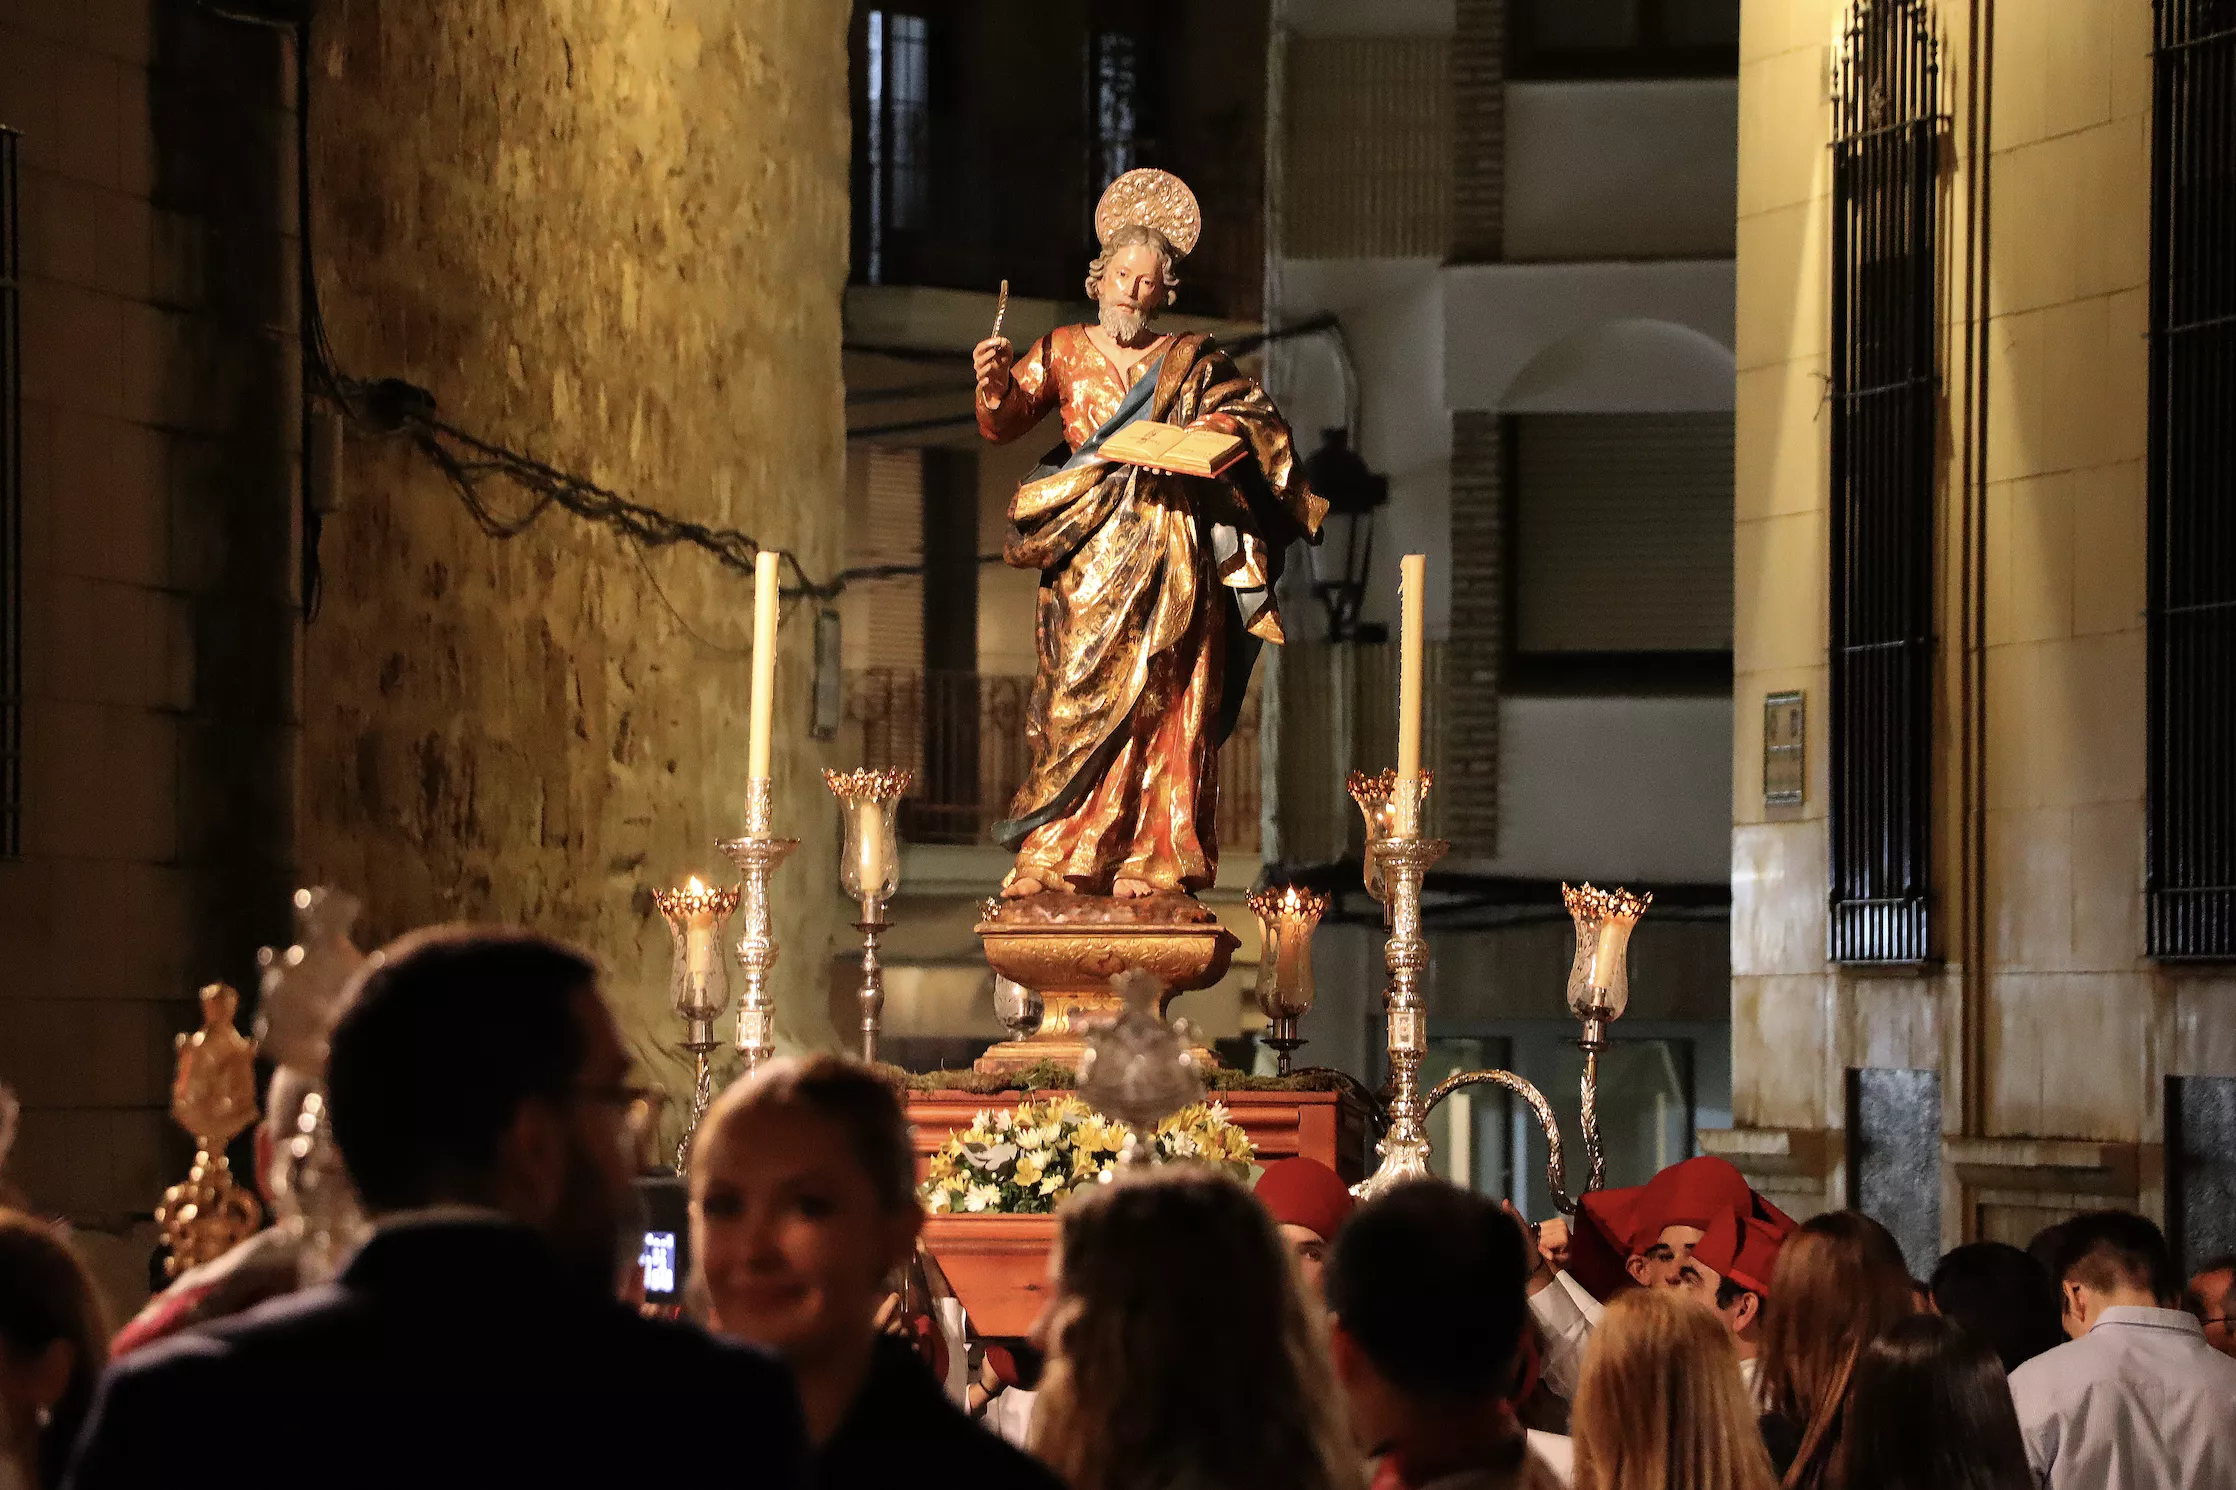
[1111, 876, 1156, 898]
[1001, 876, 1047, 899]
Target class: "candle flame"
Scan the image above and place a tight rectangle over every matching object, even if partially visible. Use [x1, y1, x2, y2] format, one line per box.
[686, 874, 707, 895]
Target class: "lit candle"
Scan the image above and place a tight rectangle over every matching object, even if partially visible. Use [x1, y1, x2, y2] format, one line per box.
[856, 801, 886, 902]
[747, 549, 781, 782]
[1395, 553, 1426, 835]
[683, 875, 715, 976]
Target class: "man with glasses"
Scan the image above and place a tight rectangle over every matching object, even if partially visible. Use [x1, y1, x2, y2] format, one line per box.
[66, 927, 804, 1489]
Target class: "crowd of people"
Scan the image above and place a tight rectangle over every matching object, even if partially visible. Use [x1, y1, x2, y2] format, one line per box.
[2, 924, 2234, 1489]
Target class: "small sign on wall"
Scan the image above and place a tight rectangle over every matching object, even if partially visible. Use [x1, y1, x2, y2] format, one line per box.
[1764, 690, 1805, 808]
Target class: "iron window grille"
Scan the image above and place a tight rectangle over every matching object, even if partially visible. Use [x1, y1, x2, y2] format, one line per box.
[1826, 1, 1940, 965]
[2146, 0, 2236, 960]
[0, 126, 19, 861]
[1088, 28, 1141, 193]
[862, 9, 931, 286]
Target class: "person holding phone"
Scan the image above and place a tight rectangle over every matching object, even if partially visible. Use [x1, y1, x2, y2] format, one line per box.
[691, 1056, 1062, 1490]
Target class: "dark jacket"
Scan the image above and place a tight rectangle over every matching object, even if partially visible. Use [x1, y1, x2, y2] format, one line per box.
[64, 1219, 806, 1490]
[818, 1336, 1063, 1490]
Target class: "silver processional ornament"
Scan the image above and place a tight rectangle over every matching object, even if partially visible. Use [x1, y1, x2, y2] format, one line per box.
[1075, 969, 1205, 1167]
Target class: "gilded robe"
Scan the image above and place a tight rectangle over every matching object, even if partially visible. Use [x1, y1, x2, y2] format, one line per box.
[977, 325, 1323, 893]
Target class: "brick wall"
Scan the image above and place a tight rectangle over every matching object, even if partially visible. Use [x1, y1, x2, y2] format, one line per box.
[1450, 0, 1505, 261]
[1446, 411, 1501, 854]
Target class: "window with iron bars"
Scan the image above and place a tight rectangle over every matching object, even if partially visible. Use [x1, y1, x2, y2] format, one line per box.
[0, 127, 20, 861]
[1826, 1, 1939, 965]
[2147, 0, 2236, 960]
[863, 9, 931, 286]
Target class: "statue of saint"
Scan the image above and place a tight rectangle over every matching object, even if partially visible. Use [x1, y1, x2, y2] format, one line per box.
[973, 170, 1323, 901]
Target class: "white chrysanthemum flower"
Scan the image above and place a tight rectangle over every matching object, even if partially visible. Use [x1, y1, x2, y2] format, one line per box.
[964, 1183, 1000, 1213]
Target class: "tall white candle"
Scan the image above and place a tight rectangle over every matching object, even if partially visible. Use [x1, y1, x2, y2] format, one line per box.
[1395, 553, 1426, 835]
[747, 550, 781, 781]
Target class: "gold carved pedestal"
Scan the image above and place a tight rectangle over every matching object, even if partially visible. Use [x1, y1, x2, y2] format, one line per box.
[973, 892, 1238, 1074]
[154, 983, 265, 1276]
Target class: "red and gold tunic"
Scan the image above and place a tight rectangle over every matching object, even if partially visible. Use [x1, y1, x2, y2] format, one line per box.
[978, 325, 1322, 895]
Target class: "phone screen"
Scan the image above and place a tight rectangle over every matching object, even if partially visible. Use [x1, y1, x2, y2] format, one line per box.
[640, 1230, 679, 1299]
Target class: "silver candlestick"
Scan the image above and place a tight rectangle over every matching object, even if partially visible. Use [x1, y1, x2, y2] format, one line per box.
[719, 778, 798, 1073]
[1354, 821, 1447, 1199]
[1418, 882, 1652, 1214]
[825, 768, 909, 1064]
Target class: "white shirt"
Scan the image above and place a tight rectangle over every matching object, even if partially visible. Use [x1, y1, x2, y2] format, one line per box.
[1524, 1430, 1574, 1487]
[1526, 1272, 1601, 1400]
[980, 1387, 1036, 1449]
[2009, 1304, 2236, 1490]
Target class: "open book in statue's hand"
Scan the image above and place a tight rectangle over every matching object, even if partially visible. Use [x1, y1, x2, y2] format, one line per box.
[1099, 419, 1248, 479]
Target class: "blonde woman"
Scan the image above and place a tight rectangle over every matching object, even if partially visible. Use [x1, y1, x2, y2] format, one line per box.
[1571, 1289, 1779, 1490]
[692, 1055, 1063, 1490]
[1032, 1166, 1362, 1490]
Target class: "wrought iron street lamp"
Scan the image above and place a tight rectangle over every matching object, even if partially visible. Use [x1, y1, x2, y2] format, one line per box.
[1304, 428, 1388, 643]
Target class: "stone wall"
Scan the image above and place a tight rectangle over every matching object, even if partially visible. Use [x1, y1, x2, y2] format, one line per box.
[299, 0, 856, 1143]
[0, 0, 298, 1313]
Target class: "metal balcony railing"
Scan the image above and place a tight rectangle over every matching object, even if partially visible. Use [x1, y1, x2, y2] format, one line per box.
[848, 668, 1262, 856]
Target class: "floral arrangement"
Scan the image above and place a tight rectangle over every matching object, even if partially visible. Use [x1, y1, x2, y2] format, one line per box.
[921, 1093, 1255, 1215]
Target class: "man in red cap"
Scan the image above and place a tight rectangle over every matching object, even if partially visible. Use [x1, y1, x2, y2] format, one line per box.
[1677, 1208, 1785, 1391]
[1532, 1155, 1793, 1400]
[1255, 1157, 1355, 1298]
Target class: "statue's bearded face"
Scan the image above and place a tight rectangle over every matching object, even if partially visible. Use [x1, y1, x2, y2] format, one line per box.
[1096, 241, 1170, 343]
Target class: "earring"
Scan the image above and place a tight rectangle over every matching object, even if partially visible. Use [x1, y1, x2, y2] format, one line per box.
[34, 1405, 50, 1429]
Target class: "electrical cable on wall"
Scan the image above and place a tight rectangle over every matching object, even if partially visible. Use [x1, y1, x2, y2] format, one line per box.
[201, 0, 1345, 623]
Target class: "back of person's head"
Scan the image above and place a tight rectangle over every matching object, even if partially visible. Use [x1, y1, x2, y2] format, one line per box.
[1035, 1165, 1356, 1490]
[326, 926, 598, 1213]
[1325, 1179, 1527, 1406]
[1930, 1241, 2065, 1373]
[1571, 1288, 1777, 1490]
[2047, 1210, 2176, 1303]
[1757, 1210, 1915, 1489]
[0, 1211, 110, 1489]
[1838, 1313, 2033, 1490]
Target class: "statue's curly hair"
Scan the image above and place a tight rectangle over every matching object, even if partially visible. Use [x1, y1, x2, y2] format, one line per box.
[1084, 222, 1181, 306]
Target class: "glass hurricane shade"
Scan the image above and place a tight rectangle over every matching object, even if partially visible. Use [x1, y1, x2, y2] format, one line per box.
[1249, 885, 1329, 1022]
[651, 876, 740, 1029]
[1348, 768, 1436, 901]
[1561, 882, 1651, 1023]
[824, 769, 910, 903]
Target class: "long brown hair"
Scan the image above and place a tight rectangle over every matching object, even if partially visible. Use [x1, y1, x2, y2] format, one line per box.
[0, 1210, 111, 1489]
[1032, 1166, 1360, 1490]
[1838, 1314, 2033, 1490]
[1572, 1289, 1779, 1490]
[1756, 1211, 1915, 1490]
